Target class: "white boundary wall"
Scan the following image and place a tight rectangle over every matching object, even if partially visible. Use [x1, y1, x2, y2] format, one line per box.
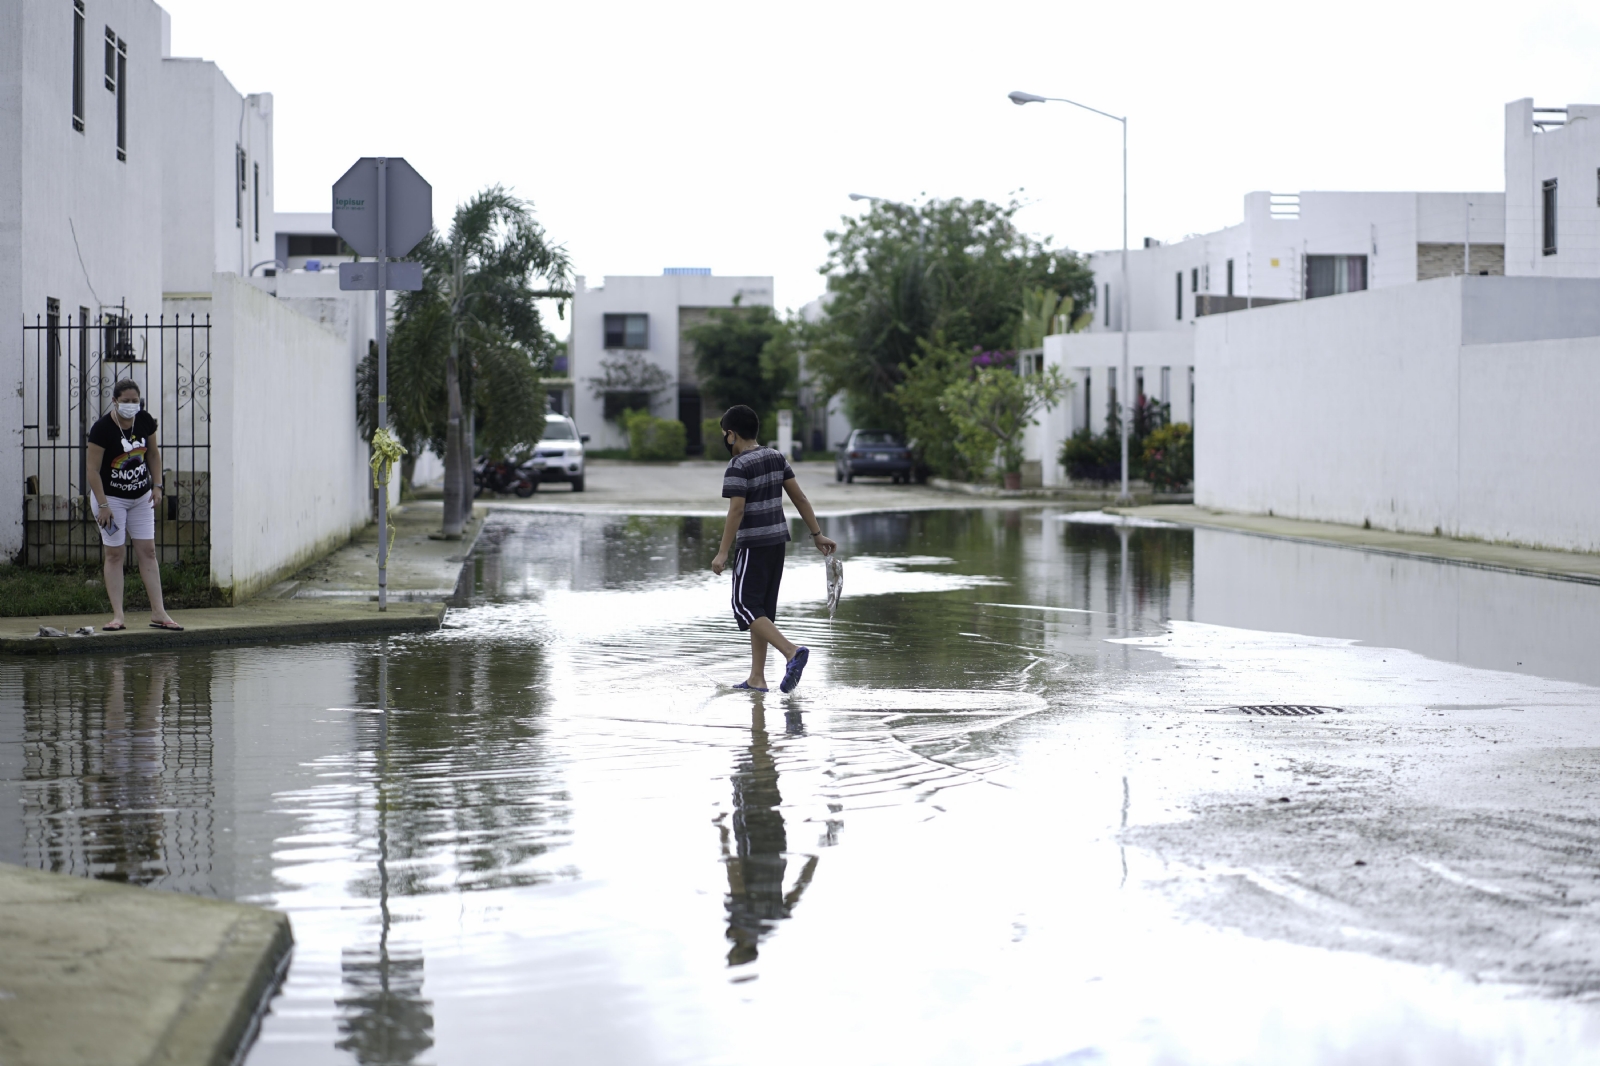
[209, 274, 370, 600]
[1195, 274, 1600, 552]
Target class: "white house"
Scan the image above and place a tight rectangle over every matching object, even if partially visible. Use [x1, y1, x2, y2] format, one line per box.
[2, 0, 376, 598]
[1030, 97, 1600, 499]
[569, 270, 774, 452]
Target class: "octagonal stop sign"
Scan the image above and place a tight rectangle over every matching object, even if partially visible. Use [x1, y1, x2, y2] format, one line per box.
[332, 157, 432, 258]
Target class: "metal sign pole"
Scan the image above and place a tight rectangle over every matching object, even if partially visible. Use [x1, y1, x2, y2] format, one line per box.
[376, 157, 389, 612]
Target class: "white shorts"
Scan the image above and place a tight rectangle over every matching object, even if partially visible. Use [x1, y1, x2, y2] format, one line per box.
[98, 492, 155, 547]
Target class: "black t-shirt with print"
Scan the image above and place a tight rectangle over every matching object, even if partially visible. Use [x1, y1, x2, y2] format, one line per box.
[88, 411, 158, 499]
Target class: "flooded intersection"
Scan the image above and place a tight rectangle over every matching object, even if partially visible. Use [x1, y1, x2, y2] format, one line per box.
[4, 508, 1600, 1064]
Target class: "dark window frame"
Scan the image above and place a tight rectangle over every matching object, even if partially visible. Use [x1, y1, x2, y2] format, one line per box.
[72, 2, 85, 131]
[286, 234, 349, 257]
[46, 298, 62, 440]
[103, 26, 115, 91]
[253, 161, 260, 241]
[1542, 179, 1558, 256]
[1190, 267, 1198, 294]
[1175, 272, 1183, 320]
[602, 313, 649, 350]
[1226, 259, 1234, 296]
[236, 146, 245, 228]
[113, 35, 125, 161]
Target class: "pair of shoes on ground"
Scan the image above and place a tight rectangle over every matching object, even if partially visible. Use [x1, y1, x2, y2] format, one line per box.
[102, 619, 184, 632]
[734, 646, 810, 694]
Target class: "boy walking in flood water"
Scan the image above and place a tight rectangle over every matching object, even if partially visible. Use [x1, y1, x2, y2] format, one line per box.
[710, 405, 837, 692]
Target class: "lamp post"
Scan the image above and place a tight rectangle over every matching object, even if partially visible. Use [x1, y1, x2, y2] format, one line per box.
[1009, 90, 1132, 504]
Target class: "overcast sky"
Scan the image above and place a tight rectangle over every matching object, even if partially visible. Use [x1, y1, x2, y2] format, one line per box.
[161, 0, 1600, 329]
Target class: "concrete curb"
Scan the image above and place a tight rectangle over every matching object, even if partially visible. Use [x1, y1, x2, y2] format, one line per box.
[928, 477, 1193, 504]
[0, 601, 445, 656]
[0, 863, 293, 1066]
[1110, 504, 1600, 587]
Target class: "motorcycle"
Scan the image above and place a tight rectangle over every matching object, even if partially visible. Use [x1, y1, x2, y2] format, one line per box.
[474, 454, 540, 497]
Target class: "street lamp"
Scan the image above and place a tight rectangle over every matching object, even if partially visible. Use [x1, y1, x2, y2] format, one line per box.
[1009, 89, 1132, 504]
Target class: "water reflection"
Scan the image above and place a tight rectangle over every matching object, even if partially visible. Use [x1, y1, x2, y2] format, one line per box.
[720, 701, 816, 968]
[2, 507, 1598, 1064]
[15, 655, 216, 891]
[335, 642, 434, 1066]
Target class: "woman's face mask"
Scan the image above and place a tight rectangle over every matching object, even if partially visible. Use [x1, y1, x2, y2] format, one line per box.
[116, 401, 140, 420]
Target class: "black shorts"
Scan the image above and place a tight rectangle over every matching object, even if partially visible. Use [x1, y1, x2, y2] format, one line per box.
[731, 543, 786, 631]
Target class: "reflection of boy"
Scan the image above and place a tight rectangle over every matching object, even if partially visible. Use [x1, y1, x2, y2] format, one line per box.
[710, 405, 837, 693]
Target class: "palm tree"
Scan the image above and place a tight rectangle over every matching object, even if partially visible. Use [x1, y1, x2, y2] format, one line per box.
[363, 187, 571, 536]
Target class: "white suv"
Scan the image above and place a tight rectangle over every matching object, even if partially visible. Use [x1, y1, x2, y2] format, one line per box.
[534, 414, 589, 492]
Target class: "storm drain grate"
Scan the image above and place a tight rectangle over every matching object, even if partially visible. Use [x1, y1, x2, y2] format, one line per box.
[1216, 704, 1343, 717]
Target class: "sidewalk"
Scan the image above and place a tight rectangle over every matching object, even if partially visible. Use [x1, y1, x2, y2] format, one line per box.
[1112, 503, 1600, 586]
[0, 861, 291, 1066]
[1, 502, 481, 656]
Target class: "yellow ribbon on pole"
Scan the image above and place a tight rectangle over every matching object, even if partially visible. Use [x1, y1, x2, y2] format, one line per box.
[370, 427, 408, 553]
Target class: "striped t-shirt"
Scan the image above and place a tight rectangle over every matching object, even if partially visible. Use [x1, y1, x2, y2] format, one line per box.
[722, 446, 796, 547]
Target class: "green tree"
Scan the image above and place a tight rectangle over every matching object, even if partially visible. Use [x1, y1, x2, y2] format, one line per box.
[941, 365, 1069, 480]
[1014, 287, 1091, 350]
[682, 302, 798, 423]
[361, 187, 571, 536]
[892, 335, 971, 479]
[807, 197, 1093, 435]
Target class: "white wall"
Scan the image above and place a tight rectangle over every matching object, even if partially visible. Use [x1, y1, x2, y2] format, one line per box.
[1504, 98, 1600, 278]
[1195, 274, 1600, 552]
[569, 273, 774, 450]
[208, 275, 370, 601]
[159, 59, 273, 293]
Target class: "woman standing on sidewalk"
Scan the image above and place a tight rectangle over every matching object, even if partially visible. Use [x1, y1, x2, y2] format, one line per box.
[86, 379, 182, 632]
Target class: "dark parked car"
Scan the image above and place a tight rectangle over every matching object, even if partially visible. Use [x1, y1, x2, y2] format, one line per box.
[835, 430, 913, 483]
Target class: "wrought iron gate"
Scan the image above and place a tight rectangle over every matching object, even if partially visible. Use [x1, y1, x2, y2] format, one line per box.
[21, 309, 210, 566]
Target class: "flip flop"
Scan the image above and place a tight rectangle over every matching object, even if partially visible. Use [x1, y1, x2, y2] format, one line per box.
[148, 620, 184, 631]
[731, 681, 768, 692]
[102, 622, 126, 632]
[779, 646, 810, 693]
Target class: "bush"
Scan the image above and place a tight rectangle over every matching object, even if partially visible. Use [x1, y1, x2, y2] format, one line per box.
[1142, 422, 1193, 490]
[702, 418, 731, 460]
[1060, 427, 1123, 483]
[622, 409, 687, 460]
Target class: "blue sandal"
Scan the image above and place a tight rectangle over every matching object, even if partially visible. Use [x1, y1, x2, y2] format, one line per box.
[779, 646, 810, 693]
[732, 681, 768, 693]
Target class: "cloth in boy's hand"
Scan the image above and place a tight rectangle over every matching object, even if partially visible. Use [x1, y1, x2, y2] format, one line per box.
[825, 554, 844, 619]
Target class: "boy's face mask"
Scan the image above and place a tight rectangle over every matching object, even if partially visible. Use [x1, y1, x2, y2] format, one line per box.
[723, 430, 735, 453]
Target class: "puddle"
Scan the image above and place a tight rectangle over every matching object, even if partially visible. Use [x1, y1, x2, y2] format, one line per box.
[4, 508, 1600, 1064]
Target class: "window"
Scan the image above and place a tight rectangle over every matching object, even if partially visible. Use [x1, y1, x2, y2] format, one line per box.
[1305, 255, 1368, 299]
[1190, 267, 1198, 293]
[104, 26, 115, 91]
[235, 147, 246, 228]
[1107, 366, 1118, 420]
[72, 2, 85, 131]
[1188, 367, 1195, 427]
[603, 313, 648, 349]
[1103, 284, 1110, 326]
[287, 234, 349, 256]
[1542, 179, 1558, 256]
[46, 299, 62, 440]
[1160, 366, 1170, 405]
[253, 162, 260, 241]
[113, 35, 125, 161]
[1226, 259, 1234, 296]
[1175, 273, 1183, 320]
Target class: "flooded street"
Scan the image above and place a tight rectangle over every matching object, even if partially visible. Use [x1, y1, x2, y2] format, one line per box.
[5, 508, 1600, 1064]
